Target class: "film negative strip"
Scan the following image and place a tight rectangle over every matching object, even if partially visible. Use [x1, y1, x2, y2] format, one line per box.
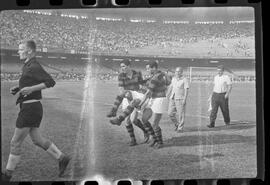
[0, 0, 265, 185]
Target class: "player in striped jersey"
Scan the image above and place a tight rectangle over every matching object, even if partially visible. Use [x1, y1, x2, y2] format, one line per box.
[107, 60, 149, 146]
[110, 61, 171, 149]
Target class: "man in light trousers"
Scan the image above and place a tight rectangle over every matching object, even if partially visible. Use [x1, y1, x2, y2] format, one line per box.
[167, 67, 189, 132]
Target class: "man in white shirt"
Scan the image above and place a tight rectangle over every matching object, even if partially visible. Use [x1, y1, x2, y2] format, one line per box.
[167, 67, 189, 132]
[207, 65, 232, 128]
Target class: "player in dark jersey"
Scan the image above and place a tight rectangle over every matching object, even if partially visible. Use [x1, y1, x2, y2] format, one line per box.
[107, 59, 149, 146]
[1, 40, 70, 181]
[110, 61, 171, 149]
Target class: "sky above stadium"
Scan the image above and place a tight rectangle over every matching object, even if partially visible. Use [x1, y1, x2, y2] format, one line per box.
[40, 7, 254, 21]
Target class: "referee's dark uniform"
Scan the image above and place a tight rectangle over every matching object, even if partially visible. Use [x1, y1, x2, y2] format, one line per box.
[209, 73, 232, 127]
[16, 57, 55, 128]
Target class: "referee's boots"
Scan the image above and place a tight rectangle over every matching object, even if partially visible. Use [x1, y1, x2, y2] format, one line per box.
[1, 171, 12, 181]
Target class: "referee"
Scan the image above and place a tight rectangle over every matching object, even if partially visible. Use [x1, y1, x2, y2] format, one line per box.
[1, 40, 70, 181]
[207, 65, 232, 128]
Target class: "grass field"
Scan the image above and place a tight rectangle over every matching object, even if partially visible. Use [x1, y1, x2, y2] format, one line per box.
[1, 79, 257, 182]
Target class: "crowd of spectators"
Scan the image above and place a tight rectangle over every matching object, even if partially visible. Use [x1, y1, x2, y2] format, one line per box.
[0, 71, 120, 82]
[1, 71, 255, 83]
[1, 11, 254, 57]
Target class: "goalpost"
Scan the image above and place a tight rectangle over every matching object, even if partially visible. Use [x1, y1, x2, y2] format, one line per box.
[188, 66, 236, 83]
[188, 66, 217, 83]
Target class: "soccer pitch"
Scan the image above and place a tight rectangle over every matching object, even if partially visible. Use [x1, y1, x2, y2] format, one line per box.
[1, 80, 257, 181]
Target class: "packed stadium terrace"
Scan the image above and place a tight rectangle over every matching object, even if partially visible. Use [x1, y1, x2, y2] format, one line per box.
[1, 11, 254, 57]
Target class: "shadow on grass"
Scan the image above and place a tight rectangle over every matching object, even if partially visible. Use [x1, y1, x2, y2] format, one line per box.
[182, 122, 256, 133]
[163, 134, 256, 148]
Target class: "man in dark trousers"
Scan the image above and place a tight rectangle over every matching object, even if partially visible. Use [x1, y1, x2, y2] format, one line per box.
[207, 65, 232, 128]
[1, 40, 70, 181]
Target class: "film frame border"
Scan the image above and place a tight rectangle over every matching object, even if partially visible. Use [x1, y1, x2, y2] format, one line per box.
[0, 0, 265, 185]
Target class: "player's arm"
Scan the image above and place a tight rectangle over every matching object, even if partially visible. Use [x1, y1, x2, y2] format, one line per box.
[224, 76, 232, 99]
[225, 84, 232, 99]
[183, 78, 189, 105]
[20, 64, 56, 96]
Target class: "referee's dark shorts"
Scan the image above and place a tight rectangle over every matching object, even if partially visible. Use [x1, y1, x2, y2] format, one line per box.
[209, 92, 230, 126]
[16, 101, 43, 128]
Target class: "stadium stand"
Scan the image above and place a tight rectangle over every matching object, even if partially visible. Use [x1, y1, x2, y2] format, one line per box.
[1, 11, 254, 58]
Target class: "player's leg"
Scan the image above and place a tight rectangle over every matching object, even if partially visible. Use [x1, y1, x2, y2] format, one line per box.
[176, 99, 185, 132]
[125, 115, 137, 146]
[110, 99, 141, 126]
[151, 97, 168, 148]
[168, 98, 179, 131]
[208, 93, 219, 128]
[107, 91, 127, 117]
[142, 108, 159, 147]
[220, 95, 230, 125]
[131, 110, 149, 143]
[2, 127, 30, 180]
[152, 113, 163, 149]
[29, 128, 71, 177]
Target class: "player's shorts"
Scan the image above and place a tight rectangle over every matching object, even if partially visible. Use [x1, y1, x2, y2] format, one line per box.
[122, 91, 144, 110]
[147, 97, 168, 114]
[16, 101, 43, 128]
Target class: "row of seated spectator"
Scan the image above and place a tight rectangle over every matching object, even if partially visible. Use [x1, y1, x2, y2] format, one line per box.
[1, 11, 254, 58]
[1, 72, 255, 83]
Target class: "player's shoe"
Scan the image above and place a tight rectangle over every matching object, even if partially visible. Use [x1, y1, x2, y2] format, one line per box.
[148, 139, 157, 147]
[207, 124, 215, 128]
[142, 132, 150, 143]
[176, 129, 183, 133]
[1, 171, 12, 181]
[154, 143, 163, 149]
[225, 122, 230, 125]
[107, 108, 117, 118]
[129, 140, 138, 147]
[58, 155, 71, 177]
[110, 118, 122, 126]
[174, 123, 178, 131]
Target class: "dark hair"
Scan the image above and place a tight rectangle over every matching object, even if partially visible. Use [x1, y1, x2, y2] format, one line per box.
[217, 65, 225, 71]
[22, 40, 36, 52]
[121, 59, 131, 66]
[146, 61, 158, 69]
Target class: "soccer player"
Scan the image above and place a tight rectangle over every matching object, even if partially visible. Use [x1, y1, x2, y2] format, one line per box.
[167, 67, 189, 132]
[107, 60, 149, 146]
[1, 40, 70, 181]
[110, 61, 171, 149]
[207, 65, 232, 128]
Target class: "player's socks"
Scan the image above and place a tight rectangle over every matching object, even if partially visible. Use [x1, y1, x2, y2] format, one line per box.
[133, 119, 147, 133]
[126, 124, 137, 146]
[133, 119, 149, 143]
[143, 121, 158, 147]
[154, 126, 163, 145]
[107, 95, 125, 117]
[6, 154, 21, 174]
[46, 143, 63, 160]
